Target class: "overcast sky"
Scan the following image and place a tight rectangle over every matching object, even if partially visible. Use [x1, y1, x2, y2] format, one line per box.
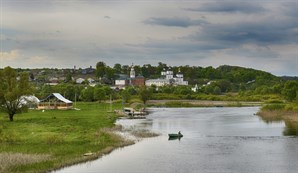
[1, 0, 297, 76]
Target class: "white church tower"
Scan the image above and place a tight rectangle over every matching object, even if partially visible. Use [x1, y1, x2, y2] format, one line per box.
[130, 63, 135, 79]
[166, 67, 174, 79]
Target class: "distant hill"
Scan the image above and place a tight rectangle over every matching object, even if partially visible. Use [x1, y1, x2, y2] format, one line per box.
[280, 76, 298, 81]
[215, 65, 279, 83]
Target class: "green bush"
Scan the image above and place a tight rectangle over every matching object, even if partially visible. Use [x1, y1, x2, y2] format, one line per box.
[261, 104, 285, 111]
[152, 93, 181, 100]
[265, 99, 284, 104]
[285, 103, 298, 111]
[164, 101, 193, 107]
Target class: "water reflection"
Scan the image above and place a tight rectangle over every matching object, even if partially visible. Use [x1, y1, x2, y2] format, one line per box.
[284, 120, 298, 136]
[168, 136, 182, 141]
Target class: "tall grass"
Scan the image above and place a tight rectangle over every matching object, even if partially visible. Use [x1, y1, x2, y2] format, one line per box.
[164, 101, 194, 107]
[261, 104, 285, 111]
[258, 103, 298, 136]
[0, 153, 51, 173]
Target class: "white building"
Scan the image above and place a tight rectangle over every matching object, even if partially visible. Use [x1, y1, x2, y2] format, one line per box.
[130, 64, 135, 78]
[76, 78, 85, 84]
[115, 75, 128, 86]
[145, 68, 188, 86]
[192, 84, 199, 92]
[145, 78, 170, 87]
[87, 78, 95, 83]
[173, 69, 188, 85]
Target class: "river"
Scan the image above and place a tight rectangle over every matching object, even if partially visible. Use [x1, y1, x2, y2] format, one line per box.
[56, 107, 298, 173]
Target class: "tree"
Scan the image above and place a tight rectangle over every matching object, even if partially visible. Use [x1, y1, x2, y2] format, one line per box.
[139, 86, 152, 104]
[105, 66, 115, 80]
[95, 61, 106, 78]
[81, 87, 94, 102]
[0, 67, 31, 121]
[65, 72, 73, 83]
[213, 86, 221, 95]
[94, 87, 106, 102]
[282, 80, 298, 102]
[121, 89, 131, 103]
[113, 63, 122, 74]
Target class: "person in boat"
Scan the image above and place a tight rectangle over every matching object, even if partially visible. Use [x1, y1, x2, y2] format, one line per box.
[178, 131, 181, 135]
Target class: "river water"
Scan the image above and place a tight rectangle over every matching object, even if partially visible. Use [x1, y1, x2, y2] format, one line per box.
[56, 107, 298, 173]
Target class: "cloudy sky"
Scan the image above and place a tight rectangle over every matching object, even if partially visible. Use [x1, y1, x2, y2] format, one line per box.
[1, 0, 297, 76]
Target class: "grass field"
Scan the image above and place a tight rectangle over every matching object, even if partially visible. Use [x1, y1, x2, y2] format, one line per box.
[0, 102, 133, 173]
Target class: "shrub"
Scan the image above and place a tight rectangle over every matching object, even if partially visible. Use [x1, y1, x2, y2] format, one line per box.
[261, 104, 285, 111]
[265, 99, 284, 104]
[285, 104, 298, 111]
[164, 101, 193, 107]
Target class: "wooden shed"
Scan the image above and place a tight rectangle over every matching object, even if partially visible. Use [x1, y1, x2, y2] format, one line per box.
[38, 93, 73, 110]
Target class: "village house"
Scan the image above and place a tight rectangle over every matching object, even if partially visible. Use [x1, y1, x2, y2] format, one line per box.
[87, 78, 95, 83]
[76, 78, 85, 84]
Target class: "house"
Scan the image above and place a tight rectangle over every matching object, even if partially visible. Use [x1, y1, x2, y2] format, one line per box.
[131, 75, 145, 86]
[115, 75, 129, 86]
[38, 93, 73, 110]
[49, 77, 59, 83]
[87, 78, 95, 84]
[76, 78, 85, 84]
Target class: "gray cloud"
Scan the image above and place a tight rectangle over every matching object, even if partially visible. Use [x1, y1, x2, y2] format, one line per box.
[143, 17, 208, 27]
[186, 1, 266, 13]
[282, 2, 298, 17]
[190, 18, 298, 45]
[126, 39, 228, 55]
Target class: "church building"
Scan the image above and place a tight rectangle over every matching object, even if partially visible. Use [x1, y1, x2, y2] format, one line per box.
[145, 68, 188, 86]
[115, 64, 145, 87]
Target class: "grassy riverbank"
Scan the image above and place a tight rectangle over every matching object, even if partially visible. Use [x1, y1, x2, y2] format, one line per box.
[0, 102, 133, 173]
[257, 103, 298, 136]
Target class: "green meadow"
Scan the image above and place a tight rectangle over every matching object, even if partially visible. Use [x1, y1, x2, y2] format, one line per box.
[0, 102, 132, 173]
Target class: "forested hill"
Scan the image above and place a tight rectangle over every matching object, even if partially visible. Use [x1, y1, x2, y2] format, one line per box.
[177, 65, 279, 85]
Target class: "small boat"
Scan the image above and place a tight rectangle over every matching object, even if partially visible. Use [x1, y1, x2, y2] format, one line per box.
[168, 133, 183, 141]
[168, 132, 183, 138]
[168, 134, 183, 138]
